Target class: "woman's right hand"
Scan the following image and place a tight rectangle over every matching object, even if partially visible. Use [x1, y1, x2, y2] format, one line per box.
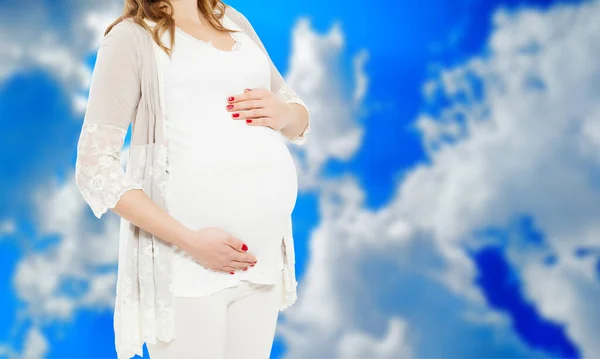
[180, 227, 257, 274]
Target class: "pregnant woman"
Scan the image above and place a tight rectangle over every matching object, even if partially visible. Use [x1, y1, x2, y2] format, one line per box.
[74, 0, 310, 358]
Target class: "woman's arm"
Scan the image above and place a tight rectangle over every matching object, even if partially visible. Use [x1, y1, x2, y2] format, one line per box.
[74, 20, 192, 249]
[227, 6, 311, 145]
[280, 102, 310, 140]
[112, 189, 195, 248]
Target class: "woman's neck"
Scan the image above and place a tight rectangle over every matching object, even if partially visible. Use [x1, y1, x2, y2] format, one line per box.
[171, 0, 204, 24]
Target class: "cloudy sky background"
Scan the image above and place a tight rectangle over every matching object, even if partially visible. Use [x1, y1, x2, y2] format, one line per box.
[1, 0, 599, 358]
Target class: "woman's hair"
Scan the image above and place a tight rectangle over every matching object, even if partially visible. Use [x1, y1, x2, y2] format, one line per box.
[104, 0, 238, 56]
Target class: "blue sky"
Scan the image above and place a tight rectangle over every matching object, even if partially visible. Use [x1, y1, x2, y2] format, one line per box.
[1, 0, 600, 358]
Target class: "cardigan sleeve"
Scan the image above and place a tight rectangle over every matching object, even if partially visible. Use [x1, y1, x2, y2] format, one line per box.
[74, 20, 144, 219]
[227, 6, 311, 145]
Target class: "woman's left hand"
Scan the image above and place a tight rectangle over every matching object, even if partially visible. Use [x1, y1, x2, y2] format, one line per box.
[225, 88, 292, 131]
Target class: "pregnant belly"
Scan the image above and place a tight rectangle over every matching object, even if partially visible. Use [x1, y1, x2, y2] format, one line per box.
[166, 126, 298, 251]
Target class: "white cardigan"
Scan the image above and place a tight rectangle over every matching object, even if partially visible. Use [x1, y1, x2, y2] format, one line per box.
[74, 4, 310, 358]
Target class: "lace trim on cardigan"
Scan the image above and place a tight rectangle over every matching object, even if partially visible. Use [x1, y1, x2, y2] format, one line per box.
[275, 86, 311, 145]
[75, 123, 144, 218]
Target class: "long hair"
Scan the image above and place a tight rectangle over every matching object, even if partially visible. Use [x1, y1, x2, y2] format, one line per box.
[104, 0, 238, 57]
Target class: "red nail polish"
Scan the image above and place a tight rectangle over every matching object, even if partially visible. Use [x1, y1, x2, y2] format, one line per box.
[232, 113, 240, 118]
[226, 104, 233, 110]
[228, 96, 234, 102]
[241, 243, 248, 251]
[243, 267, 248, 271]
[230, 272, 234, 274]
[250, 264, 255, 267]
[246, 119, 252, 123]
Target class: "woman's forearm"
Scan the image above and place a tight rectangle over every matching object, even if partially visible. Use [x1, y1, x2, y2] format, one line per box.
[280, 103, 309, 139]
[111, 188, 194, 249]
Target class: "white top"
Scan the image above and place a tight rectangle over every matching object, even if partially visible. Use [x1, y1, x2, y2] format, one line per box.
[163, 14, 298, 297]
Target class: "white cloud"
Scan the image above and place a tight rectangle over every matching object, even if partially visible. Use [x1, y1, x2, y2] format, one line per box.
[22, 327, 48, 359]
[0, 0, 123, 114]
[338, 318, 412, 359]
[284, 18, 368, 189]
[7, 156, 128, 356]
[279, 177, 532, 358]
[412, 5, 600, 356]
[279, 0, 600, 358]
[16, 172, 121, 317]
[1, 7, 129, 353]
[0, 219, 16, 236]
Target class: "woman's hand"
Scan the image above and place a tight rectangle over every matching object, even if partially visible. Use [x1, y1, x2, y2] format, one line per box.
[179, 227, 258, 274]
[225, 88, 293, 132]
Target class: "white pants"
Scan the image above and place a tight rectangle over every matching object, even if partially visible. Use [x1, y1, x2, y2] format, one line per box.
[147, 269, 283, 359]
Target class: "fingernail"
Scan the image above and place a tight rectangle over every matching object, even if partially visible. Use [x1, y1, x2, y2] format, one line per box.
[228, 96, 234, 102]
[246, 119, 252, 123]
[226, 104, 233, 110]
[250, 264, 255, 267]
[230, 271, 234, 274]
[242, 243, 248, 251]
[244, 88, 251, 92]
[243, 267, 248, 271]
[232, 113, 240, 118]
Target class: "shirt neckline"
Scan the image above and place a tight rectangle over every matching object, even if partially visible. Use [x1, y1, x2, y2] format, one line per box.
[174, 22, 241, 53]
[141, 12, 243, 54]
